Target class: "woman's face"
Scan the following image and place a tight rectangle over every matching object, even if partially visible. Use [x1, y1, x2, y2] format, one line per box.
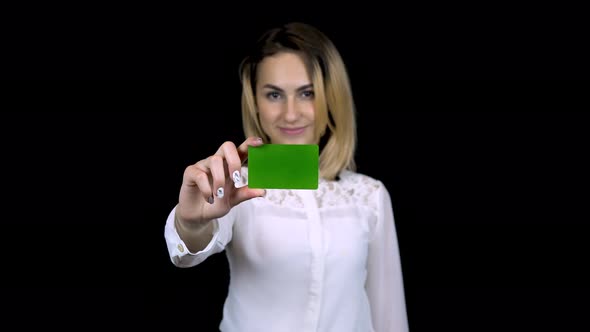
[255, 52, 317, 145]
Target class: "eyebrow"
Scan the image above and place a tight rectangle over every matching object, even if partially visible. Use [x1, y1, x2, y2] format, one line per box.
[262, 84, 313, 92]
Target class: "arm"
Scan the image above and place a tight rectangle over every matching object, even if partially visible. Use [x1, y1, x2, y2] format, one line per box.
[164, 137, 265, 267]
[175, 207, 217, 253]
[164, 205, 235, 268]
[366, 184, 410, 332]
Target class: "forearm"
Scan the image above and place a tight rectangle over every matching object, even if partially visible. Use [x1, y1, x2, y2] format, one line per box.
[174, 212, 216, 253]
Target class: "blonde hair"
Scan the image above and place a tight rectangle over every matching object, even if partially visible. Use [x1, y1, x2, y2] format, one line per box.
[238, 22, 357, 181]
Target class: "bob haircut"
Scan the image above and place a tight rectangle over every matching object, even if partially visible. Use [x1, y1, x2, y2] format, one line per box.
[239, 22, 357, 181]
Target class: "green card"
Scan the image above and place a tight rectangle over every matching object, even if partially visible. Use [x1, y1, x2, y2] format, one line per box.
[247, 144, 319, 189]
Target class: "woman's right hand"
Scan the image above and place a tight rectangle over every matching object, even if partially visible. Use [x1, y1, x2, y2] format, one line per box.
[176, 136, 265, 228]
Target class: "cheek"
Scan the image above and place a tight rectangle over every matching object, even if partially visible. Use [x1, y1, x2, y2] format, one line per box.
[255, 97, 271, 125]
[257, 109, 276, 131]
[303, 104, 316, 120]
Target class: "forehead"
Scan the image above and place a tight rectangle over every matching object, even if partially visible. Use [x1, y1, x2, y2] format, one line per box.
[256, 52, 311, 85]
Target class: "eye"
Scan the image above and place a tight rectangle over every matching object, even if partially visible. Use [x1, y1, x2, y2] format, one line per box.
[301, 90, 314, 99]
[266, 91, 281, 100]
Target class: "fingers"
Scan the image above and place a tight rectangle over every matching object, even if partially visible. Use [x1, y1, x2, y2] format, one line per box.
[236, 136, 264, 161]
[193, 155, 226, 203]
[216, 141, 243, 187]
[231, 187, 266, 206]
[215, 137, 264, 187]
[185, 137, 265, 205]
[184, 164, 214, 203]
[208, 154, 226, 200]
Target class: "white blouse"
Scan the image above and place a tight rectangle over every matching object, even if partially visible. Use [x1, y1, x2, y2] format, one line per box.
[164, 169, 409, 332]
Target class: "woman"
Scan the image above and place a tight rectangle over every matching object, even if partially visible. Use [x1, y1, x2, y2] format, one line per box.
[164, 22, 409, 332]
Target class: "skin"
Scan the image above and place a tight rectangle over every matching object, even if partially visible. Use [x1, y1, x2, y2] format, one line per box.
[255, 51, 317, 145]
[176, 51, 317, 251]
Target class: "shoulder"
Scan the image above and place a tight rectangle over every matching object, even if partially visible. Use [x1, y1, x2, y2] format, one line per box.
[334, 170, 389, 208]
[337, 170, 385, 191]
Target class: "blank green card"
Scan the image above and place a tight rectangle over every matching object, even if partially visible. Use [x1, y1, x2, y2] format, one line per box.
[248, 144, 319, 189]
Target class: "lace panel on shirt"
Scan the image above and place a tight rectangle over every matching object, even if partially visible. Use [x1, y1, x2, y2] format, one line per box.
[314, 171, 381, 213]
[264, 189, 305, 209]
[241, 166, 306, 209]
[244, 167, 382, 217]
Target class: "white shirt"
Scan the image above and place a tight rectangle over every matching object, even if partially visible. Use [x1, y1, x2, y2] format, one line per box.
[164, 169, 409, 332]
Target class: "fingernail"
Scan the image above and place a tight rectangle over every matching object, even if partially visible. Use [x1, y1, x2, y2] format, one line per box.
[232, 170, 241, 185]
[207, 195, 214, 204]
[254, 137, 263, 143]
[216, 187, 224, 198]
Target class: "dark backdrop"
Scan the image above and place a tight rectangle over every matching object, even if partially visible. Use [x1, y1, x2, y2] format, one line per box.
[2, 4, 589, 332]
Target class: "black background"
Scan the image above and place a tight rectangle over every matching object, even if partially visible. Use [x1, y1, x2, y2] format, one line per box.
[2, 4, 589, 332]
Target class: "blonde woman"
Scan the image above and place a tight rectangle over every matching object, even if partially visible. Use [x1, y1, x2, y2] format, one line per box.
[165, 22, 409, 332]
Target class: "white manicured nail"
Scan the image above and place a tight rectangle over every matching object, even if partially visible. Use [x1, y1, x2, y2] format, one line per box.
[216, 187, 224, 198]
[232, 170, 241, 184]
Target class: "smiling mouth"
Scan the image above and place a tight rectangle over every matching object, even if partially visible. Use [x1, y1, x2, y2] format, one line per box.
[279, 127, 306, 135]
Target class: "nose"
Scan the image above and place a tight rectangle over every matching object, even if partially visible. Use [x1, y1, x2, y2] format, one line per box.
[284, 97, 300, 122]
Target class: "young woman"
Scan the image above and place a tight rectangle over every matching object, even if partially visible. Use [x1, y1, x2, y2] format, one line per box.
[165, 22, 409, 332]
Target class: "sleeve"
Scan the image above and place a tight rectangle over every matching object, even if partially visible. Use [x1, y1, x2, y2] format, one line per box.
[365, 183, 410, 332]
[164, 205, 236, 268]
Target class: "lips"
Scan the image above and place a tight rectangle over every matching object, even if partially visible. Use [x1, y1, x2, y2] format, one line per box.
[279, 127, 306, 135]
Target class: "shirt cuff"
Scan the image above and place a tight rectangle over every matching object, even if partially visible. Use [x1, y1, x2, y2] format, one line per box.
[165, 213, 221, 267]
[174, 219, 220, 257]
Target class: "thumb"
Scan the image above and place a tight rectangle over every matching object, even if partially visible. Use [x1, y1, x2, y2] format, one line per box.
[231, 187, 266, 206]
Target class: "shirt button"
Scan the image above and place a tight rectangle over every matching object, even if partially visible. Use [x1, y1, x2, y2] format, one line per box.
[177, 244, 185, 253]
